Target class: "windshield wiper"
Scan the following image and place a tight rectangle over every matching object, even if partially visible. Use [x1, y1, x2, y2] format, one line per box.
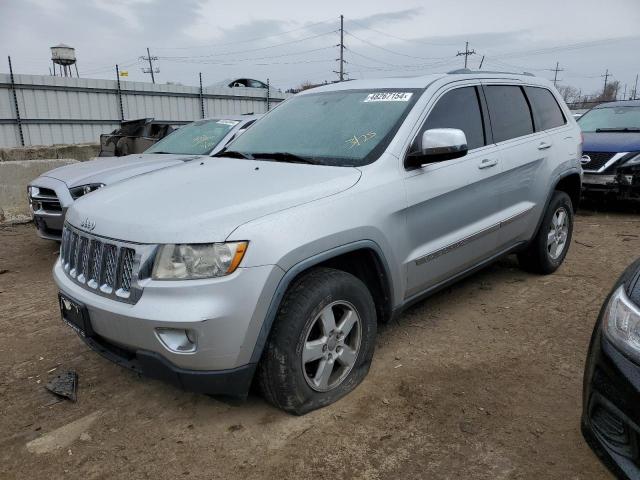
[147, 151, 175, 154]
[212, 149, 253, 159]
[250, 152, 322, 165]
[595, 127, 640, 133]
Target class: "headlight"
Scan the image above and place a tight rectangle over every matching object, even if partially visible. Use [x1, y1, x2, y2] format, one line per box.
[623, 153, 640, 167]
[604, 285, 640, 360]
[152, 242, 248, 280]
[69, 183, 105, 199]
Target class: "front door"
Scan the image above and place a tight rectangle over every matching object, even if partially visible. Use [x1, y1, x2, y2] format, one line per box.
[403, 85, 503, 299]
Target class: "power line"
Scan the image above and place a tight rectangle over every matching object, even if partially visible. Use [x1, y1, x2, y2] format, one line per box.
[152, 18, 336, 50]
[344, 31, 449, 61]
[347, 18, 462, 47]
[161, 46, 336, 65]
[158, 30, 337, 60]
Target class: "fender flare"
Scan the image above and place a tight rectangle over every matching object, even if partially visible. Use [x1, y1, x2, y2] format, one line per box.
[249, 239, 393, 364]
[527, 168, 582, 247]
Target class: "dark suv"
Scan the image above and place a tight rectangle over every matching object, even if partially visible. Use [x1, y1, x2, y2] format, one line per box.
[579, 100, 640, 200]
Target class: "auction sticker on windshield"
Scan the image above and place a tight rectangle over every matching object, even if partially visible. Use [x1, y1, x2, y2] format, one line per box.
[364, 92, 413, 102]
[217, 120, 240, 126]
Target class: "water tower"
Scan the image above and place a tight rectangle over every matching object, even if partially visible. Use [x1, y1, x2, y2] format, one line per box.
[51, 44, 79, 77]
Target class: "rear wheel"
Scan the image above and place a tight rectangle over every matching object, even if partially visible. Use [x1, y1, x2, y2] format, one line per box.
[517, 191, 574, 274]
[258, 268, 377, 415]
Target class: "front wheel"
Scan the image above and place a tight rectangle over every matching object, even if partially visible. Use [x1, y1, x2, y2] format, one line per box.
[258, 268, 377, 415]
[517, 191, 574, 274]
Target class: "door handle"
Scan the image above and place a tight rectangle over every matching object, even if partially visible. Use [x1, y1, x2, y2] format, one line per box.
[478, 158, 498, 169]
[538, 142, 552, 150]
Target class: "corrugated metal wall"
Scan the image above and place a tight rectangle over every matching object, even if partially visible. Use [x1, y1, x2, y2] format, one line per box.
[0, 73, 290, 147]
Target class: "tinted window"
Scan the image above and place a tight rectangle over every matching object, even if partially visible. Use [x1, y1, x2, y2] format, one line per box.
[525, 87, 566, 131]
[484, 85, 534, 142]
[421, 87, 485, 150]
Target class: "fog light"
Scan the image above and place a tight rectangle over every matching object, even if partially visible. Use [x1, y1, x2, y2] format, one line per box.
[155, 328, 197, 353]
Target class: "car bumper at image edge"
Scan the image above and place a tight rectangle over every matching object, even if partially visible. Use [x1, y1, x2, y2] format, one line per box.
[582, 332, 640, 480]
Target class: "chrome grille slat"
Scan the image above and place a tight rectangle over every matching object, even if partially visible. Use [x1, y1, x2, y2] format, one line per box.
[88, 240, 103, 286]
[69, 232, 79, 274]
[102, 244, 117, 289]
[60, 224, 144, 303]
[119, 248, 135, 293]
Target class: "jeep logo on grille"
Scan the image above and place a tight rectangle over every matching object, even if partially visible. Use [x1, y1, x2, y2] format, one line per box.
[80, 218, 96, 231]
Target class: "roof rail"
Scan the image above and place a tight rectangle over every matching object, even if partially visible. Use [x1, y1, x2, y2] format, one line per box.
[447, 68, 535, 77]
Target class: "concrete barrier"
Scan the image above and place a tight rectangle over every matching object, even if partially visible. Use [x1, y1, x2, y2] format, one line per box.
[0, 144, 100, 162]
[0, 159, 78, 222]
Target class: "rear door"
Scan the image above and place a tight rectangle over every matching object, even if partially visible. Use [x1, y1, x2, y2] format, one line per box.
[482, 83, 550, 249]
[403, 84, 503, 298]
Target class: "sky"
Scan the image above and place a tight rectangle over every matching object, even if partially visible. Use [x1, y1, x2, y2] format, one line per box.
[1, 0, 640, 96]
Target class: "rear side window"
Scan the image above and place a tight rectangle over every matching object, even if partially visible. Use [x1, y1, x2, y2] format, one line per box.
[421, 86, 485, 150]
[484, 85, 534, 142]
[525, 87, 566, 131]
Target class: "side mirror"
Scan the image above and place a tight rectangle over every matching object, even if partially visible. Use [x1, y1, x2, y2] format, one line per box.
[405, 128, 468, 169]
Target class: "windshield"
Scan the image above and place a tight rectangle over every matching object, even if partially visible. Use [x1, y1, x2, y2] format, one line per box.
[145, 119, 240, 155]
[578, 105, 640, 132]
[226, 89, 421, 166]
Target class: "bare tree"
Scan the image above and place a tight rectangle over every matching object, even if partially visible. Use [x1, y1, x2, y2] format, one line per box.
[557, 84, 581, 104]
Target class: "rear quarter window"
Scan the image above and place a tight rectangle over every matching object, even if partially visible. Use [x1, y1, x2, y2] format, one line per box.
[484, 85, 534, 143]
[525, 87, 566, 131]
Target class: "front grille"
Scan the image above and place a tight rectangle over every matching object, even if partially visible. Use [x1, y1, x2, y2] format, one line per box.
[60, 225, 140, 302]
[29, 186, 62, 213]
[583, 152, 617, 172]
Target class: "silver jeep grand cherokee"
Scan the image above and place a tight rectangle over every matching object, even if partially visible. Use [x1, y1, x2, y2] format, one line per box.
[54, 70, 582, 414]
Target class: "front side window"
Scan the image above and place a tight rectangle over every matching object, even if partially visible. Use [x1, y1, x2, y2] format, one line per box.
[226, 89, 421, 166]
[525, 87, 566, 131]
[578, 106, 640, 133]
[420, 86, 485, 150]
[484, 85, 534, 142]
[145, 119, 239, 155]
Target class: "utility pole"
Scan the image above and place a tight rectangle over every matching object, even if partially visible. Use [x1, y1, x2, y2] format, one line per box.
[601, 69, 611, 97]
[552, 62, 563, 87]
[478, 55, 485, 69]
[337, 14, 345, 81]
[140, 47, 159, 83]
[456, 41, 476, 68]
[633, 74, 639, 100]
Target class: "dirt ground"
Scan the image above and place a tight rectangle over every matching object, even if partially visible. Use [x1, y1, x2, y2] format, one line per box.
[2, 206, 639, 480]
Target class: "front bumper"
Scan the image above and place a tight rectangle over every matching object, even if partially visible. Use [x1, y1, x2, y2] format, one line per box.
[582, 328, 640, 479]
[582, 170, 640, 199]
[80, 333, 257, 396]
[28, 176, 74, 241]
[54, 259, 284, 393]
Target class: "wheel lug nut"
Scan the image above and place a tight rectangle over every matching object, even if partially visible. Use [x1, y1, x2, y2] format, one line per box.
[336, 346, 343, 354]
[322, 344, 328, 352]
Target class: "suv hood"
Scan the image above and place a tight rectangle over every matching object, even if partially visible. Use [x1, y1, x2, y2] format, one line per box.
[582, 132, 640, 153]
[66, 157, 362, 244]
[42, 153, 201, 187]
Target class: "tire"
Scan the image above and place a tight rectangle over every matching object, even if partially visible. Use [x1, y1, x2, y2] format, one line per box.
[517, 191, 574, 274]
[258, 267, 377, 415]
